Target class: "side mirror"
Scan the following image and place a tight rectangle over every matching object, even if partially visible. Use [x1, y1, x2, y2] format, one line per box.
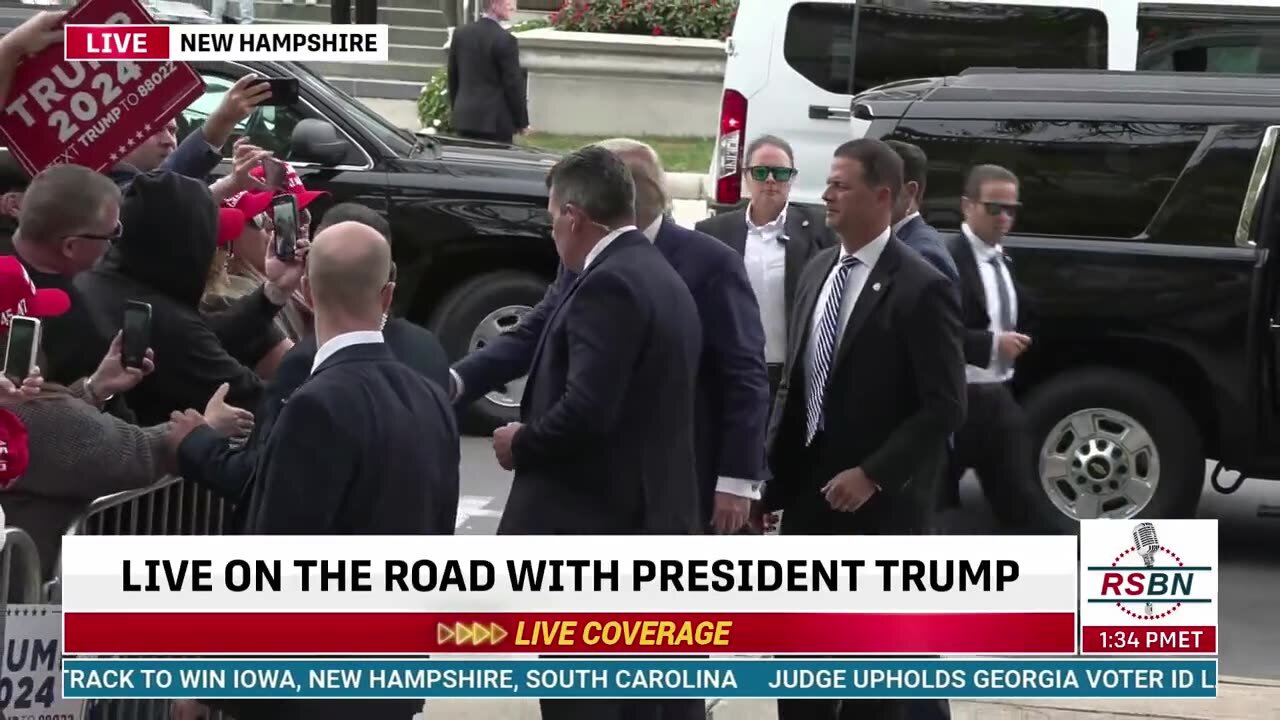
[289, 118, 352, 166]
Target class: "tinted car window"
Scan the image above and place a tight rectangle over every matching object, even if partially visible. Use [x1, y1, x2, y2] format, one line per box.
[783, 1, 1108, 96]
[885, 119, 1205, 239]
[181, 72, 307, 159]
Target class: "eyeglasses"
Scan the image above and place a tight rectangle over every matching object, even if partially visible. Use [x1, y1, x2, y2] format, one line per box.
[747, 166, 797, 183]
[981, 201, 1021, 218]
[68, 220, 123, 243]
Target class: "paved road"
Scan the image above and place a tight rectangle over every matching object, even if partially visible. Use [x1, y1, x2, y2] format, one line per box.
[453, 439, 1280, 680]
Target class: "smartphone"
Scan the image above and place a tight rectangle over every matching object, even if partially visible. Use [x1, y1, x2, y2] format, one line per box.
[122, 301, 152, 370]
[261, 157, 287, 190]
[272, 194, 298, 261]
[3, 317, 40, 383]
[254, 77, 298, 107]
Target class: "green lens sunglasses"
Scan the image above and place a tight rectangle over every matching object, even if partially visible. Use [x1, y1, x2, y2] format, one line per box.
[748, 165, 797, 182]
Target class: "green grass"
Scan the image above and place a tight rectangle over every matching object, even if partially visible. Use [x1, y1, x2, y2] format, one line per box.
[518, 133, 714, 174]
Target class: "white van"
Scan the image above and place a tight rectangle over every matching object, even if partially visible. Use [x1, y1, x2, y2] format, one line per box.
[709, 0, 1280, 209]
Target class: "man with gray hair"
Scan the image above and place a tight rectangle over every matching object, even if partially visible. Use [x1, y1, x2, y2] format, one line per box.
[447, 0, 529, 143]
[455, 139, 771, 540]
[490, 144, 702, 718]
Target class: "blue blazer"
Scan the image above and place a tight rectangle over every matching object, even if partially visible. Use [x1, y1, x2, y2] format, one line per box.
[897, 214, 960, 283]
[454, 219, 771, 519]
[107, 129, 223, 186]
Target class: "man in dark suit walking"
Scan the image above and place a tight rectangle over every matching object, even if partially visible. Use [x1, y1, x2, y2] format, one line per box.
[944, 164, 1037, 528]
[696, 134, 835, 397]
[490, 146, 702, 720]
[885, 140, 959, 283]
[447, 0, 529, 144]
[454, 139, 770, 537]
[762, 139, 966, 720]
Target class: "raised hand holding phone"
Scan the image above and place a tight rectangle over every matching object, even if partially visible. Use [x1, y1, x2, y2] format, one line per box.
[3, 316, 41, 384]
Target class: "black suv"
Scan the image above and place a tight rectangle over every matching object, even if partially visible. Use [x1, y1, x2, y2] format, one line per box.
[851, 69, 1280, 530]
[175, 60, 560, 432]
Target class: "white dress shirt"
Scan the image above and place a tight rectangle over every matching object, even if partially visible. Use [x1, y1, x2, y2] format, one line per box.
[961, 223, 1017, 384]
[311, 330, 385, 375]
[743, 205, 789, 364]
[893, 211, 921, 235]
[807, 227, 891, 372]
[641, 215, 662, 242]
[582, 225, 638, 270]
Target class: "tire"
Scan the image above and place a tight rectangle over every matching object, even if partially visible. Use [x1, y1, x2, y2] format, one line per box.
[429, 270, 549, 435]
[1009, 368, 1204, 533]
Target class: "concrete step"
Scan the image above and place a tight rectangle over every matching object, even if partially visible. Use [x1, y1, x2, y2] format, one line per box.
[390, 43, 446, 65]
[329, 76, 430, 101]
[253, 0, 446, 28]
[310, 60, 435, 83]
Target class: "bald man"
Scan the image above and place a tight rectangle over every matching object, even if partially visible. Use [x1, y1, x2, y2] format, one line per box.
[243, 221, 459, 536]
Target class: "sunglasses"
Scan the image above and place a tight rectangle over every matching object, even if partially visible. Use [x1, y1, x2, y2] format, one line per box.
[70, 220, 123, 243]
[747, 166, 797, 183]
[981, 201, 1021, 218]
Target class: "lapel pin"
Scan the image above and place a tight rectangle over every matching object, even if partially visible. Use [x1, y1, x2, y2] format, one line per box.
[801, 219, 810, 228]
[872, 282, 882, 292]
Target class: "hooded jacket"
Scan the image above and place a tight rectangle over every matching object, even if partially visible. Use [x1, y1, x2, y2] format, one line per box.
[74, 171, 282, 425]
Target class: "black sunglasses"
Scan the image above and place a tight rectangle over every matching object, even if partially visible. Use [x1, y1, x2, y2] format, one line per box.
[71, 220, 123, 243]
[748, 165, 797, 183]
[982, 201, 1021, 218]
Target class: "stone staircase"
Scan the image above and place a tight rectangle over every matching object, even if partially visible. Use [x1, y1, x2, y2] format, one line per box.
[249, 0, 447, 100]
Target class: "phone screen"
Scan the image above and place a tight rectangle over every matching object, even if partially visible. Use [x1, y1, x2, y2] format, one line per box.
[258, 78, 299, 107]
[262, 158, 286, 190]
[122, 302, 151, 369]
[273, 195, 297, 260]
[4, 317, 38, 381]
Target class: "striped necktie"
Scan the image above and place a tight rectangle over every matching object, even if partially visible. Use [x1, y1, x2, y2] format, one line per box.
[805, 255, 861, 445]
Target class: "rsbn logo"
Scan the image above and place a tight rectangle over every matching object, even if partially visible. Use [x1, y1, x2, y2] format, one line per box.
[1094, 522, 1209, 621]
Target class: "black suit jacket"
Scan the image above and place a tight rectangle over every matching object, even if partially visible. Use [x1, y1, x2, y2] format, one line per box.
[501, 231, 703, 534]
[447, 17, 529, 138]
[695, 204, 835, 339]
[944, 232, 1035, 369]
[765, 236, 966, 533]
[177, 319, 452, 506]
[242, 342, 460, 534]
[455, 219, 769, 522]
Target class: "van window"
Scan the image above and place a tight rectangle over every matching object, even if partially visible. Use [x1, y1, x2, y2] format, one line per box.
[1138, 5, 1280, 73]
[783, 1, 1108, 96]
[886, 119, 1205, 239]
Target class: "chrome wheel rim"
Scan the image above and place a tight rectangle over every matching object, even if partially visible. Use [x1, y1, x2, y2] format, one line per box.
[1039, 408, 1160, 520]
[468, 305, 531, 409]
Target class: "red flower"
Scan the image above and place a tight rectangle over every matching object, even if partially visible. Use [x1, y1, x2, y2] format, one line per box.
[652, 24, 663, 35]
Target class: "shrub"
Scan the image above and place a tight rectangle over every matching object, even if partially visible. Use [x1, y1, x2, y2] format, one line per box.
[417, 69, 452, 134]
[550, 0, 737, 40]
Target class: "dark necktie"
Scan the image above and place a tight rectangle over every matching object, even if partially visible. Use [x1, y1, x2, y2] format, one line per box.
[805, 255, 860, 444]
[989, 255, 1014, 372]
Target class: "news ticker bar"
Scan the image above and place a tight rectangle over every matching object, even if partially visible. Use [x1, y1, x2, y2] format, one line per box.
[62, 612, 1078, 655]
[63, 24, 389, 62]
[61, 658, 1219, 700]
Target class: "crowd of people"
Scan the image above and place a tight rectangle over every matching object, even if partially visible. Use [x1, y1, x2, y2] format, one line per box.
[0, 9, 1043, 720]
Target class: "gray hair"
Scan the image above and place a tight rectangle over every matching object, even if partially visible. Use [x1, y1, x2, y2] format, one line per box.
[545, 145, 636, 227]
[18, 164, 121, 245]
[595, 138, 670, 222]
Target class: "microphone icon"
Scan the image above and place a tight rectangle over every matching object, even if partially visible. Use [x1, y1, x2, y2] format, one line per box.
[1133, 522, 1160, 616]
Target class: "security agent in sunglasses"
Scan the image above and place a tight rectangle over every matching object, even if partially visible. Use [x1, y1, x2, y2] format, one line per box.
[696, 135, 835, 397]
[942, 164, 1038, 519]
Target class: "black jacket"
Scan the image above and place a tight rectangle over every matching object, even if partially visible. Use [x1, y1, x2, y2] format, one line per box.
[447, 17, 529, 138]
[74, 171, 281, 425]
[177, 318, 452, 505]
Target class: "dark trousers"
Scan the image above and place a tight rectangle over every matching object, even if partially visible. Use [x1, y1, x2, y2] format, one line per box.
[330, 0, 376, 24]
[947, 381, 1034, 510]
[457, 129, 514, 144]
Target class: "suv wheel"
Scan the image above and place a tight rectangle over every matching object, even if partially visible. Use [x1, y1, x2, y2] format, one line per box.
[430, 270, 548, 435]
[1010, 368, 1204, 532]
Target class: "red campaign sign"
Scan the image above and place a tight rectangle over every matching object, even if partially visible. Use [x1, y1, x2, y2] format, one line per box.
[0, 0, 204, 176]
